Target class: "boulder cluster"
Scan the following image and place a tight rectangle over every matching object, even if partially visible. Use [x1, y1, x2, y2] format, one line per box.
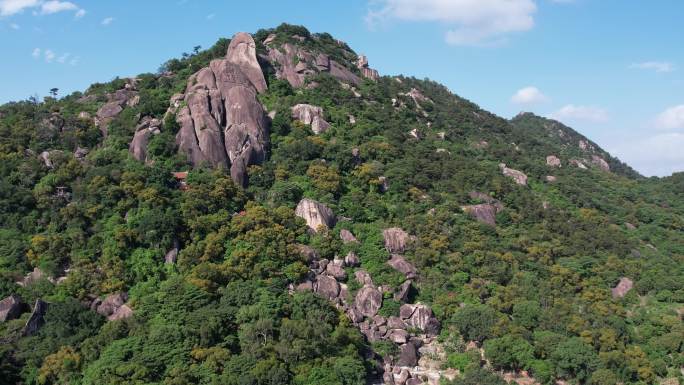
[461, 191, 504, 227]
[291, 203, 448, 384]
[291, 104, 330, 134]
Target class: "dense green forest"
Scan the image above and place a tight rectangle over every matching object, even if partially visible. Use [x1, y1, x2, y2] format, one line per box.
[0, 24, 682, 385]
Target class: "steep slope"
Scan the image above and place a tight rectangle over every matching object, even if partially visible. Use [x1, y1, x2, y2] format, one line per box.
[0, 24, 682, 385]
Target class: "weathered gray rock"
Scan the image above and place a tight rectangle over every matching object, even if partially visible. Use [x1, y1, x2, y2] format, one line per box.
[570, 159, 588, 169]
[591, 155, 610, 172]
[266, 42, 361, 88]
[388, 255, 417, 279]
[314, 275, 340, 300]
[546, 155, 562, 167]
[499, 163, 528, 186]
[462, 204, 499, 227]
[175, 32, 269, 187]
[354, 270, 374, 286]
[383, 228, 411, 254]
[74, 146, 89, 160]
[22, 299, 48, 336]
[165, 247, 178, 264]
[292, 104, 330, 134]
[546, 175, 557, 183]
[354, 285, 383, 318]
[387, 316, 406, 330]
[295, 198, 336, 231]
[297, 244, 319, 263]
[326, 263, 347, 281]
[397, 342, 419, 367]
[340, 229, 358, 244]
[96, 293, 128, 317]
[108, 304, 133, 321]
[357, 55, 380, 81]
[388, 329, 409, 344]
[0, 294, 24, 322]
[226, 32, 268, 93]
[344, 251, 360, 267]
[129, 117, 162, 162]
[395, 280, 412, 302]
[399, 303, 440, 336]
[611, 277, 633, 298]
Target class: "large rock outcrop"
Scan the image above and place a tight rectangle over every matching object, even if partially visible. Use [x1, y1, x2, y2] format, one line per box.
[611, 277, 633, 298]
[356, 55, 379, 81]
[175, 32, 269, 187]
[400, 303, 440, 336]
[0, 294, 24, 322]
[264, 37, 361, 88]
[291, 104, 330, 134]
[354, 285, 383, 318]
[546, 155, 561, 167]
[591, 155, 610, 172]
[383, 228, 411, 254]
[96, 83, 139, 136]
[295, 198, 336, 231]
[499, 163, 528, 186]
[462, 192, 505, 227]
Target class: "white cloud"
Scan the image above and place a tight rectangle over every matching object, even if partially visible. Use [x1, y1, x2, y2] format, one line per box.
[656, 105, 684, 130]
[630, 61, 675, 73]
[40, 0, 76, 14]
[366, 0, 536, 46]
[101, 16, 113, 25]
[613, 133, 684, 177]
[74, 7, 84, 18]
[31, 47, 40, 58]
[0, 0, 40, 16]
[57, 52, 69, 63]
[9, 22, 19, 28]
[44, 49, 55, 62]
[69, 56, 79, 65]
[0, 0, 84, 17]
[511, 86, 548, 105]
[550, 104, 609, 123]
[206, 13, 215, 20]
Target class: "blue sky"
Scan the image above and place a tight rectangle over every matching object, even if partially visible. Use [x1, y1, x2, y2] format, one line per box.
[1, 0, 683, 177]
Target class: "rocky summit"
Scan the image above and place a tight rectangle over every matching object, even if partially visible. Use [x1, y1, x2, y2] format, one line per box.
[0, 23, 681, 385]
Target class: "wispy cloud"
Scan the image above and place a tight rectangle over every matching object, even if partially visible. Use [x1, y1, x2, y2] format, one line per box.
[9, 22, 19, 29]
[366, 0, 536, 46]
[101, 16, 114, 26]
[44, 49, 55, 62]
[32, 47, 78, 65]
[206, 13, 215, 20]
[550, 104, 609, 123]
[656, 105, 684, 130]
[629, 61, 675, 73]
[511, 86, 548, 105]
[0, 0, 84, 17]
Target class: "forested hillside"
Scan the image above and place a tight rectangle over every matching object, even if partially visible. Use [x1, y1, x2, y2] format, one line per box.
[0, 24, 682, 385]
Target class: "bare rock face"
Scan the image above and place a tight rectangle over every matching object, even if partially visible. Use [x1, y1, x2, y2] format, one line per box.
[265, 41, 361, 88]
[395, 280, 412, 302]
[0, 294, 24, 322]
[108, 304, 133, 321]
[355, 270, 374, 286]
[591, 155, 610, 172]
[499, 163, 528, 186]
[340, 229, 358, 243]
[570, 159, 588, 169]
[226, 32, 268, 93]
[326, 263, 347, 281]
[129, 117, 162, 162]
[95, 292, 128, 317]
[462, 204, 499, 227]
[611, 277, 633, 298]
[291, 104, 331, 134]
[96, 87, 139, 136]
[354, 285, 383, 318]
[383, 228, 411, 254]
[397, 342, 419, 367]
[295, 198, 336, 231]
[175, 32, 269, 187]
[399, 303, 440, 336]
[356, 55, 379, 80]
[546, 155, 562, 167]
[23, 299, 48, 336]
[388, 254, 417, 279]
[546, 175, 557, 183]
[314, 275, 340, 300]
